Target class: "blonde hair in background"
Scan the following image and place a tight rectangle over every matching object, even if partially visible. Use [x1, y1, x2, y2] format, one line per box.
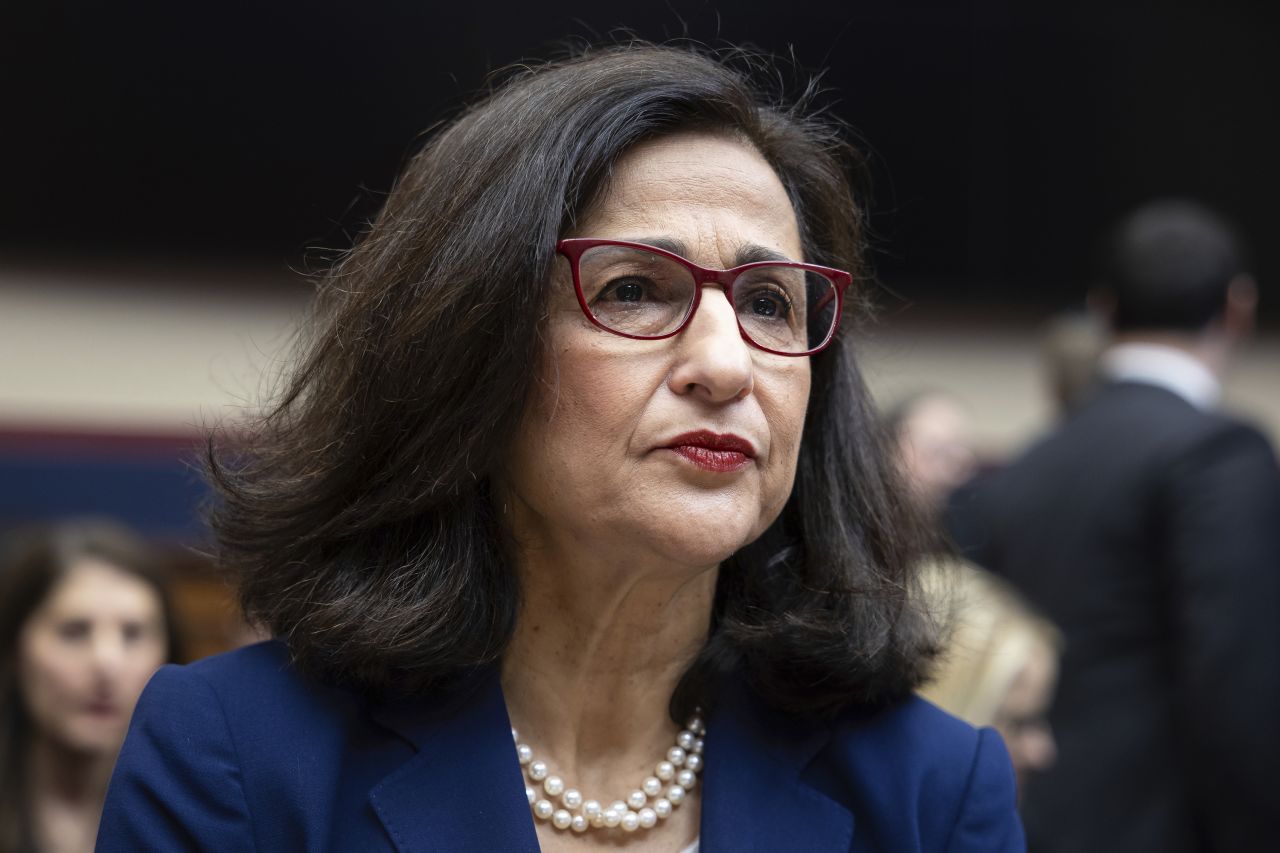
[918, 561, 1061, 727]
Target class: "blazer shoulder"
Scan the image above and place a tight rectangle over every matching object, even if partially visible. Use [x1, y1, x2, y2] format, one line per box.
[827, 694, 985, 783]
[180, 639, 351, 715]
[819, 696, 1023, 851]
[182, 637, 294, 686]
[153, 639, 365, 776]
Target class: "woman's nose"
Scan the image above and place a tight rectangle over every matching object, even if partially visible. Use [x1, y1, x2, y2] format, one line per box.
[89, 629, 127, 678]
[666, 284, 754, 403]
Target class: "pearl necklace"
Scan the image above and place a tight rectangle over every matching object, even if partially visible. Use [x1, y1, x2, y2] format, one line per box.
[513, 713, 705, 835]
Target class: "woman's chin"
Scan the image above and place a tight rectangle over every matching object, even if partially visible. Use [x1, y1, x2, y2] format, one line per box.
[636, 519, 763, 569]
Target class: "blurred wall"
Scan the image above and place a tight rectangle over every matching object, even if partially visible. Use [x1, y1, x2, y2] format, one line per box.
[0, 265, 309, 432]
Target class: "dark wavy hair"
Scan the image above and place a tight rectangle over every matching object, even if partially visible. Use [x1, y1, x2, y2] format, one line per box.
[0, 520, 179, 853]
[206, 43, 941, 721]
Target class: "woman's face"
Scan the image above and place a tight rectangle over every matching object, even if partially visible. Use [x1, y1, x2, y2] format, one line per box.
[992, 641, 1059, 795]
[17, 560, 167, 755]
[502, 131, 812, 570]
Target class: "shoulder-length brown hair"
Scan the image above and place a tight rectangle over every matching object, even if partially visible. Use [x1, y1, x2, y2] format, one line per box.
[207, 43, 940, 720]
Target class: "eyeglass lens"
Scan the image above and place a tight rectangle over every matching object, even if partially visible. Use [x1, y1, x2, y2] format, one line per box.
[576, 244, 838, 354]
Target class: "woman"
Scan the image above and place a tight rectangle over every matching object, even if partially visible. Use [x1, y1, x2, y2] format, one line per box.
[886, 390, 979, 522]
[98, 44, 1024, 851]
[918, 564, 1061, 797]
[0, 521, 174, 853]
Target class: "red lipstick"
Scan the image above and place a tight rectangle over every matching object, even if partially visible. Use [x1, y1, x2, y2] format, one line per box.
[664, 430, 756, 473]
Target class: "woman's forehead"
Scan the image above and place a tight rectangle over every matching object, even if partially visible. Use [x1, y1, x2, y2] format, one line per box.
[577, 131, 803, 263]
[35, 560, 161, 620]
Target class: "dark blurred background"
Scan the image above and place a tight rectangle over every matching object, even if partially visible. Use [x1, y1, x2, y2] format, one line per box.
[3, 0, 1276, 316]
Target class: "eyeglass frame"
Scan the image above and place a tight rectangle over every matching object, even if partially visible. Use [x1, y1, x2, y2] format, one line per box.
[555, 238, 852, 357]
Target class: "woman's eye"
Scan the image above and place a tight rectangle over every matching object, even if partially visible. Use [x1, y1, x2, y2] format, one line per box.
[601, 277, 648, 303]
[746, 289, 791, 319]
[56, 620, 91, 641]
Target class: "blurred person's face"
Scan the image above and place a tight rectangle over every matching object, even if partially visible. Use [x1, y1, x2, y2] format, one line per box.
[992, 641, 1059, 796]
[17, 560, 167, 755]
[500, 131, 811, 570]
[896, 395, 977, 513]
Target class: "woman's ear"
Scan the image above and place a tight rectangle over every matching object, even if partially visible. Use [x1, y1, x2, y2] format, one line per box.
[1222, 273, 1258, 341]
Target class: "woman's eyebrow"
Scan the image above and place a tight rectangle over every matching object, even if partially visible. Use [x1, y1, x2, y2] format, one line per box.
[630, 236, 689, 257]
[733, 244, 793, 265]
[628, 237, 795, 266]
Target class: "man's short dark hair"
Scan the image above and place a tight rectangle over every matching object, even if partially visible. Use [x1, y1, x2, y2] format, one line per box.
[1104, 199, 1247, 333]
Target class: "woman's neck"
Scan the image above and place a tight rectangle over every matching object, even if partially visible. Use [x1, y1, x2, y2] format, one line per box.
[27, 733, 116, 852]
[501, 539, 717, 796]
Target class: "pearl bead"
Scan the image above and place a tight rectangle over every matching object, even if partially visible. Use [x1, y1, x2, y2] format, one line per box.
[571, 814, 588, 833]
[543, 776, 564, 797]
[583, 800, 601, 820]
[666, 784, 686, 805]
[685, 753, 702, 773]
[655, 760, 675, 781]
[642, 776, 662, 797]
[562, 789, 582, 809]
[667, 746, 686, 767]
[676, 769, 696, 789]
[516, 744, 532, 764]
[627, 789, 647, 810]
[610, 800, 627, 816]
[693, 738, 704, 755]
[677, 730, 696, 750]
[528, 760, 548, 781]
[689, 716, 704, 735]
[654, 798, 673, 819]
[525, 786, 536, 805]
[603, 807, 622, 828]
[589, 810, 606, 828]
[552, 809, 572, 830]
[638, 807, 657, 828]
[534, 799, 554, 820]
[621, 811, 640, 832]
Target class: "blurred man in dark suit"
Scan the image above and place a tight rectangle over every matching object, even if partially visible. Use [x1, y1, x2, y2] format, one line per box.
[958, 200, 1280, 852]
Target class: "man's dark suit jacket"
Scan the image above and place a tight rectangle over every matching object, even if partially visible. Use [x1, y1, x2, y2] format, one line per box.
[957, 380, 1280, 852]
[96, 640, 1024, 852]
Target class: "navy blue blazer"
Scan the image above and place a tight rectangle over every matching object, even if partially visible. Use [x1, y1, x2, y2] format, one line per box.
[97, 641, 1023, 852]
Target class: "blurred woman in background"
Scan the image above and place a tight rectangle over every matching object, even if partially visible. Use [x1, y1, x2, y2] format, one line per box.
[919, 564, 1060, 796]
[0, 521, 175, 853]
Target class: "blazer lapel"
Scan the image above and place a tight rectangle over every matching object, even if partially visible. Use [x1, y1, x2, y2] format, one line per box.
[368, 669, 540, 853]
[700, 682, 854, 853]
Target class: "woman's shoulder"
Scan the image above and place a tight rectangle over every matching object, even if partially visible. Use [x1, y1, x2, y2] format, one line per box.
[816, 695, 1023, 850]
[827, 692, 991, 773]
[148, 638, 351, 721]
[130, 638, 372, 782]
[100, 641, 405, 851]
[168, 637, 308, 691]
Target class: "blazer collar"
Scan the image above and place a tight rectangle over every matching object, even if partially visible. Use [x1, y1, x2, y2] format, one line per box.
[368, 668, 540, 853]
[367, 670, 853, 853]
[700, 679, 854, 853]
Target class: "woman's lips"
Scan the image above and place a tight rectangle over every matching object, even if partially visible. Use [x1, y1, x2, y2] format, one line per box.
[83, 701, 121, 719]
[664, 431, 756, 473]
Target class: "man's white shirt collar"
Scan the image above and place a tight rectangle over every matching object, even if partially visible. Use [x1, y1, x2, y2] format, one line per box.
[1100, 342, 1221, 410]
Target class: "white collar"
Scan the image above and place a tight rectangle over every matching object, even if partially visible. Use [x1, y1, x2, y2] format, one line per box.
[1100, 342, 1221, 410]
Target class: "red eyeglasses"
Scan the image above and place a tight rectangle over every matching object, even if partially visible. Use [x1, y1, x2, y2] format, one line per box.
[556, 238, 851, 357]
